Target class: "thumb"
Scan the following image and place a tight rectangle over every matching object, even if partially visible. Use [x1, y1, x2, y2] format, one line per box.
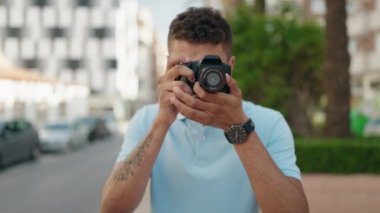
[225, 74, 240, 96]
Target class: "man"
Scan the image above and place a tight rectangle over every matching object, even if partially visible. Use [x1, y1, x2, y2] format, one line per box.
[101, 7, 309, 213]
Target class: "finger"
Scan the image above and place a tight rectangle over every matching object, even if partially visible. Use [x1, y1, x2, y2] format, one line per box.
[165, 64, 195, 82]
[163, 81, 192, 94]
[225, 74, 241, 97]
[172, 86, 217, 111]
[193, 82, 226, 103]
[159, 81, 190, 93]
[170, 96, 208, 121]
[175, 81, 193, 95]
[167, 56, 190, 70]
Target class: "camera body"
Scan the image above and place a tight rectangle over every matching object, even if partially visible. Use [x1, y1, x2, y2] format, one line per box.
[177, 55, 231, 94]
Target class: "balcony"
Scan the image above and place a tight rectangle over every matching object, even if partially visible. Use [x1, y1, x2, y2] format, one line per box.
[349, 9, 380, 37]
[350, 52, 366, 74]
[351, 52, 380, 74]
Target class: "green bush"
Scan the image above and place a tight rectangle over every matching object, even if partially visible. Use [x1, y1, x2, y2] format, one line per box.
[295, 138, 380, 174]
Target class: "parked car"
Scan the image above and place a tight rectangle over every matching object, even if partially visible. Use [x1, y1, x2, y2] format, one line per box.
[102, 112, 118, 134]
[39, 121, 88, 152]
[0, 120, 40, 168]
[364, 119, 380, 137]
[76, 116, 110, 142]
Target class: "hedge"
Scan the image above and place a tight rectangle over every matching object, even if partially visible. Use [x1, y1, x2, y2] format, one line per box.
[295, 138, 380, 174]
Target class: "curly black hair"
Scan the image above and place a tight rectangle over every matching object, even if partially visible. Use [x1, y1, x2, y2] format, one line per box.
[168, 7, 232, 55]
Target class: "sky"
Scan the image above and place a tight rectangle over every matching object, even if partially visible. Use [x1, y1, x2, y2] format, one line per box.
[138, 0, 205, 46]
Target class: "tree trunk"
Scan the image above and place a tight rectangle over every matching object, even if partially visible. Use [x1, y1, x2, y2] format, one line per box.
[324, 0, 351, 137]
[286, 62, 313, 137]
[254, 0, 266, 14]
[287, 91, 312, 137]
[303, 0, 311, 21]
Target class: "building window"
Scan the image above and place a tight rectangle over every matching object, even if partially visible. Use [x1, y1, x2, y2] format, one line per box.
[376, 33, 380, 53]
[23, 59, 39, 69]
[33, 0, 49, 7]
[13, 101, 26, 119]
[92, 28, 108, 39]
[66, 59, 82, 70]
[0, 27, 5, 38]
[77, 0, 92, 7]
[7, 27, 22, 38]
[347, 1, 360, 14]
[107, 29, 115, 38]
[349, 40, 356, 53]
[362, 0, 376, 12]
[112, 0, 119, 7]
[49, 27, 66, 38]
[107, 59, 117, 69]
[370, 80, 380, 90]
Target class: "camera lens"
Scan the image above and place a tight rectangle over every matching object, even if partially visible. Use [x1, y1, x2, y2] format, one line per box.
[206, 72, 221, 86]
[199, 68, 226, 93]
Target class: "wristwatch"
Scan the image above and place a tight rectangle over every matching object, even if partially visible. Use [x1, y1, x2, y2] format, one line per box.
[224, 118, 255, 144]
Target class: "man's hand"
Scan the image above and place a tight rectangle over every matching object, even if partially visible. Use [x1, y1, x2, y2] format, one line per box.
[156, 64, 194, 126]
[171, 74, 248, 130]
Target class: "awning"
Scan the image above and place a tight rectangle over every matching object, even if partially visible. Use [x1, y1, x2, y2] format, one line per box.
[0, 67, 56, 83]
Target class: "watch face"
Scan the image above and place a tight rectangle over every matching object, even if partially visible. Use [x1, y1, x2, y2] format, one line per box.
[226, 126, 248, 144]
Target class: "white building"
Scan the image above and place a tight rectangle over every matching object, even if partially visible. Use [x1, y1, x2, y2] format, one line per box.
[0, 0, 165, 121]
[116, 0, 166, 118]
[0, 0, 119, 122]
[0, 0, 118, 94]
[116, 0, 139, 101]
[0, 50, 89, 125]
[348, 0, 380, 117]
[136, 8, 158, 105]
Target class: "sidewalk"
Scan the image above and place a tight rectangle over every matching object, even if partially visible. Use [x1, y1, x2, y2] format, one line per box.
[135, 174, 380, 213]
[303, 174, 380, 213]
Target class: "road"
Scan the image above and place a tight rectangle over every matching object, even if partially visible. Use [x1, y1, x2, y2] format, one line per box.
[0, 134, 124, 213]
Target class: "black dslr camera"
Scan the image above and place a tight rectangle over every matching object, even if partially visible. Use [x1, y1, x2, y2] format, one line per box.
[176, 55, 231, 94]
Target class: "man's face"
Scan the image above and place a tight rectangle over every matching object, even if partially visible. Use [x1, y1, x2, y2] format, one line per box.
[167, 40, 235, 71]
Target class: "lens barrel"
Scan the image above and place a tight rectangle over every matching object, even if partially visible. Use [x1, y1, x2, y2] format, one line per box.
[199, 67, 226, 93]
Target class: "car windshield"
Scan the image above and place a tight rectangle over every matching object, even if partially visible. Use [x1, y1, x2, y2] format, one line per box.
[44, 123, 70, 131]
[78, 117, 96, 125]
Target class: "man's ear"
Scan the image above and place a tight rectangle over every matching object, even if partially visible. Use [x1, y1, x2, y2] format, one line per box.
[228, 56, 236, 73]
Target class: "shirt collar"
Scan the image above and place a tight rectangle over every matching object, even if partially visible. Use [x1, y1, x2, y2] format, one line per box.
[176, 113, 207, 130]
[176, 113, 187, 120]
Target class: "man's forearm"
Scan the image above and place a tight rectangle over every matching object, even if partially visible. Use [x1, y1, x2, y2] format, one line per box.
[101, 118, 171, 213]
[234, 132, 309, 213]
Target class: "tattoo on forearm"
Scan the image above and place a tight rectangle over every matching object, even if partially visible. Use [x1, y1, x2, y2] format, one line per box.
[112, 133, 153, 182]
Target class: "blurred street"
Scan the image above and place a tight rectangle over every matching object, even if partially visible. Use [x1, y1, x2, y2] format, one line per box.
[0, 134, 123, 213]
[303, 174, 380, 213]
[1, 130, 379, 213]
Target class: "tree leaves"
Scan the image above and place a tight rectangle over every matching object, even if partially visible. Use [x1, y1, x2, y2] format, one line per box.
[228, 4, 324, 135]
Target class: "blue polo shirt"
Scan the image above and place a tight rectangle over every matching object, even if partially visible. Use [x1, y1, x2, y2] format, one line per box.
[116, 101, 300, 213]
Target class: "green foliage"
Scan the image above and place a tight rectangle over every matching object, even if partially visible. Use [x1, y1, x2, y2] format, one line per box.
[295, 138, 380, 173]
[228, 5, 324, 116]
